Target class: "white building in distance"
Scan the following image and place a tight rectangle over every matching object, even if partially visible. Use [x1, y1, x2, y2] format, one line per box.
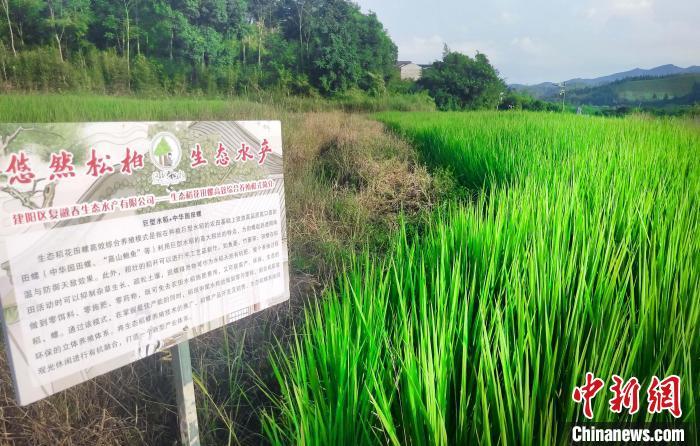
[397, 61, 423, 81]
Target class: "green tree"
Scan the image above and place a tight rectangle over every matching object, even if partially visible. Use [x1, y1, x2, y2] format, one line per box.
[419, 47, 506, 110]
[154, 136, 171, 166]
[302, 0, 396, 94]
[354, 11, 396, 91]
[45, 0, 92, 61]
[3, 0, 49, 51]
[278, 0, 312, 71]
[0, 0, 17, 56]
[0, 0, 401, 96]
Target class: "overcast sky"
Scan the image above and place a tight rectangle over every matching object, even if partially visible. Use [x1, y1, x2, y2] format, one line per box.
[353, 0, 700, 84]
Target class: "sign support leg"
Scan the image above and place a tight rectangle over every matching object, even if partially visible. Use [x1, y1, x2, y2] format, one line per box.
[172, 340, 201, 446]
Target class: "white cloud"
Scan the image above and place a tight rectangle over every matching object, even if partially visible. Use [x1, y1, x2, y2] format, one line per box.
[499, 11, 518, 24]
[583, 0, 654, 22]
[398, 35, 444, 63]
[510, 37, 545, 56]
[611, 0, 653, 14]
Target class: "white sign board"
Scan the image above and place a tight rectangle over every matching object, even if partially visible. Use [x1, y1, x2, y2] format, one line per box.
[0, 121, 289, 405]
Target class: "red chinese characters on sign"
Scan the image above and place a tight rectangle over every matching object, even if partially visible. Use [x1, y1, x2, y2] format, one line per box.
[4, 137, 275, 187]
[573, 374, 682, 419]
[215, 143, 231, 167]
[5, 151, 35, 185]
[190, 144, 208, 169]
[609, 375, 641, 415]
[572, 372, 605, 419]
[647, 375, 682, 418]
[258, 139, 272, 165]
[120, 148, 144, 175]
[48, 150, 76, 180]
[236, 143, 254, 162]
[86, 149, 114, 177]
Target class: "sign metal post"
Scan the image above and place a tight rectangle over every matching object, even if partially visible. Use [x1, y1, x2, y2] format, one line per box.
[172, 340, 201, 446]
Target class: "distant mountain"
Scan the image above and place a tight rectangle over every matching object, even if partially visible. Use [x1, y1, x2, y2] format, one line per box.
[513, 72, 700, 108]
[566, 64, 700, 88]
[567, 73, 700, 106]
[511, 64, 700, 99]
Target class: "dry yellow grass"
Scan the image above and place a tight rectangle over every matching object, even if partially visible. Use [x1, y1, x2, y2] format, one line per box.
[283, 112, 440, 278]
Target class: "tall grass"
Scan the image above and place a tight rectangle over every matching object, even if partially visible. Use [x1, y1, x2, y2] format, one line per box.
[0, 93, 434, 123]
[262, 112, 699, 445]
[0, 94, 286, 122]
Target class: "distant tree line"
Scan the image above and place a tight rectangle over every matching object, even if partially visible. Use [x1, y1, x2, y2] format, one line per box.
[498, 90, 562, 112]
[417, 47, 506, 111]
[0, 0, 398, 96]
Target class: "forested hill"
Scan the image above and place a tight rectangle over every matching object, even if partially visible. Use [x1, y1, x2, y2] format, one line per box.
[0, 0, 398, 96]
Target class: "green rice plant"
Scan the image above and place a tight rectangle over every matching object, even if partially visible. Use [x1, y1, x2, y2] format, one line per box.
[0, 94, 284, 122]
[0, 93, 435, 123]
[262, 112, 699, 445]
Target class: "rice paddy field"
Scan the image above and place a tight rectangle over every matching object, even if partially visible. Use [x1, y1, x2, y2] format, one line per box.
[0, 97, 698, 444]
[262, 112, 700, 445]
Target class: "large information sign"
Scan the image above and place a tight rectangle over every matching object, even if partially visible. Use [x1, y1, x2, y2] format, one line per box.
[0, 121, 289, 405]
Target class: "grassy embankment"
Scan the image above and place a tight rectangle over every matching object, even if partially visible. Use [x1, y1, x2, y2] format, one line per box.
[0, 92, 434, 122]
[263, 112, 700, 445]
[0, 94, 445, 444]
